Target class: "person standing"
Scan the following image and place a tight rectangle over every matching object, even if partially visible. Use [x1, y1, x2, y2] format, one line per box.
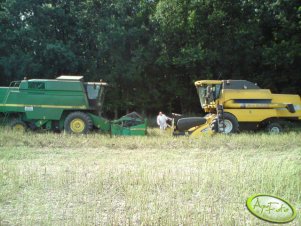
[157, 111, 171, 130]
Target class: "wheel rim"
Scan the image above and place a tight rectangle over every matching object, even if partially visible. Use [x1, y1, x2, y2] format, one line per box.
[13, 124, 26, 132]
[219, 119, 233, 133]
[270, 126, 280, 133]
[70, 118, 86, 133]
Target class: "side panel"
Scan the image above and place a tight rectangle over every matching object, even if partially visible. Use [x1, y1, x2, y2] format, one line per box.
[6, 90, 87, 108]
[222, 90, 301, 121]
[271, 94, 301, 119]
[220, 89, 273, 102]
[225, 109, 290, 122]
[0, 88, 9, 104]
[0, 81, 88, 120]
[225, 105, 301, 122]
[24, 108, 64, 120]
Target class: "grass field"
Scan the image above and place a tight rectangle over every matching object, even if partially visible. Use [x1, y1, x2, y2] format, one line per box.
[0, 128, 300, 225]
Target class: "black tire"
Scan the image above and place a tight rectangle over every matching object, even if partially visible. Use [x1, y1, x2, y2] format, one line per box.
[10, 119, 27, 132]
[64, 112, 93, 134]
[266, 122, 282, 133]
[219, 113, 239, 134]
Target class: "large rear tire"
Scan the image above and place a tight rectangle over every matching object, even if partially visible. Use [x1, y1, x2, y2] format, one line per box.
[10, 119, 27, 132]
[219, 113, 239, 134]
[64, 112, 93, 134]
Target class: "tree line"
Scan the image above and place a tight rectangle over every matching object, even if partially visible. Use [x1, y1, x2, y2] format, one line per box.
[1, 0, 300, 118]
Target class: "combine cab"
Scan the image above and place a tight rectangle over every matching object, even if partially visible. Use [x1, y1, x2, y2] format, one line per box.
[173, 80, 301, 135]
[0, 76, 147, 135]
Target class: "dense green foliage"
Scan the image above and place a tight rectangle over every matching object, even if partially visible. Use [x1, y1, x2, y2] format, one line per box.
[1, 0, 300, 117]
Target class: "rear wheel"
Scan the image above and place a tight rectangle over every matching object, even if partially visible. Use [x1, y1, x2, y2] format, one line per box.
[10, 119, 27, 132]
[218, 113, 239, 134]
[64, 112, 93, 134]
[266, 122, 282, 133]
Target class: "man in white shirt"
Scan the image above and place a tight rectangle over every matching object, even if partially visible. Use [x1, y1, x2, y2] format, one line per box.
[157, 111, 171, 130]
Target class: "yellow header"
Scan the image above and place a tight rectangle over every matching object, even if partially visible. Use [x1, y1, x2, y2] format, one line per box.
[194, 80, 223, 86]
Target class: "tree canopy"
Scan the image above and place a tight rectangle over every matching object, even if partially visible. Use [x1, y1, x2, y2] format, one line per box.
[1, 0, 300, 117]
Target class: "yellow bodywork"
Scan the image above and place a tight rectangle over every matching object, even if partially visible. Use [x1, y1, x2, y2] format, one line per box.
[195, 80, 222, 86]
[171, 114, 216, 136]
[219, 89, 301, 122]
[188, 114, 215, 136]
[195, 80, 301, 123]
[173, 80, 301, 136]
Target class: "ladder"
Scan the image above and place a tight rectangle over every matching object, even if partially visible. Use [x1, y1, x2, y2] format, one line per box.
[1, 81, 20, 125]
[217, 104, 224, 133]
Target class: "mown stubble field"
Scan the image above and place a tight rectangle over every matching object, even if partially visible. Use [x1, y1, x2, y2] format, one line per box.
[0, 129, 300, 225]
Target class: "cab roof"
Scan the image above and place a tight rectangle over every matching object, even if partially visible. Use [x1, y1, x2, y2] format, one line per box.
[194, 80, 222, 86]
[56, 75, 84, 80]
[195, 80, 260, 89]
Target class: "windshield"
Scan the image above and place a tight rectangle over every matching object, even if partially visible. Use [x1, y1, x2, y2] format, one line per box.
[86, 84, 101, 99]
[197, 86, 207, 107]
[196, 84, 222, 107]
[85, 83, 106, 115]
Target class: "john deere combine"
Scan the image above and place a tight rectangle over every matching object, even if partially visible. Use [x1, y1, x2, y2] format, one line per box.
[0, 76, 147, 135]
[173, 80, 301, 135]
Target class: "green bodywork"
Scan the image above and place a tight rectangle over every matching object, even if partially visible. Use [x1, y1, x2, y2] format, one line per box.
[0, 79, 88, 120]
[0, 76, 147, 135]
[111, 113, 148, 136]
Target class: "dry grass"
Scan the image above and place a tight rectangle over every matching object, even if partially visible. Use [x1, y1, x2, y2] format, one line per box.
[0, 128, 300, 225]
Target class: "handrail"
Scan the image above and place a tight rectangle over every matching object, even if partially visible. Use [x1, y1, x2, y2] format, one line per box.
[9, 81, 21, 88]
[3, 81, 21, 105]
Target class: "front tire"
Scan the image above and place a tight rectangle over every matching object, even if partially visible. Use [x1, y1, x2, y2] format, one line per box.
[219, 113, 239, 134]
[64, 112, 93, 134]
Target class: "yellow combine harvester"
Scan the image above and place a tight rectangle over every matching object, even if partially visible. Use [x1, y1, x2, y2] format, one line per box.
[173, 80, 301, 135]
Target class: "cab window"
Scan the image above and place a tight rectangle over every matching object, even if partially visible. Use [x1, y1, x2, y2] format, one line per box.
[28, 82, 45, 90]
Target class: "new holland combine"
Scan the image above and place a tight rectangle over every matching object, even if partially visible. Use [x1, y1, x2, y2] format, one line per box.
[0, 76, 147, 135]
[173, 80, 301, 135]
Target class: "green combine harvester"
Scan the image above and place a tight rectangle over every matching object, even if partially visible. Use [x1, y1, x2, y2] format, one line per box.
[0, 75, 147, 135]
